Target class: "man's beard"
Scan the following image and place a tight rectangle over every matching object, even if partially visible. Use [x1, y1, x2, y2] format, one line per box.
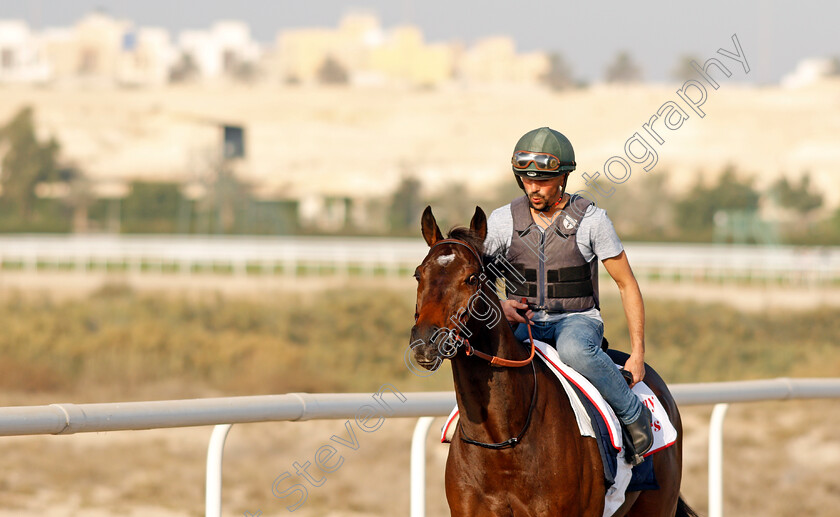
[528, 188, 564, 212]
[528, 194, 550, 212]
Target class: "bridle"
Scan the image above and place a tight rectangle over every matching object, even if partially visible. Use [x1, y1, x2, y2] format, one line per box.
[424, 237, 538, 449]
[425, 239, 536, 367]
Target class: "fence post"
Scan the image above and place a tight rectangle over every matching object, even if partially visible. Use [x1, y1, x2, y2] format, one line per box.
[206, 423, 233, 517]
[709, 403, 729, 517]
[410, 417, 435, 517]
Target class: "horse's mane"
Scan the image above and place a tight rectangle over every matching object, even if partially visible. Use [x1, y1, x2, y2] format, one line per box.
[446, 226, 511, 285]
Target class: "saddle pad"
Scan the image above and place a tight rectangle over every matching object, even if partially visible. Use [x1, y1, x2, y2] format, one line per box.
[533, 339, 678, 456]
[440, 339, 678, 517]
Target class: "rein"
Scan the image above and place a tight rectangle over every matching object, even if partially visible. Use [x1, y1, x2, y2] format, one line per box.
[464, 322, 536, 367]
[427, 237, 539, 449]
[458, 358, 538, 450]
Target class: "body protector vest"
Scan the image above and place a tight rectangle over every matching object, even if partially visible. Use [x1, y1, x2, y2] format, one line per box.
[503, 194, 600, 312]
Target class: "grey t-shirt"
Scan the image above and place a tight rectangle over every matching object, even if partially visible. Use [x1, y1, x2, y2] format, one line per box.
[483, 198, 624, 323]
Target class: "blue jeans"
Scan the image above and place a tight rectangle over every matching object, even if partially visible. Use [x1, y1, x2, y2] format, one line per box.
[514, 315, 643, 425]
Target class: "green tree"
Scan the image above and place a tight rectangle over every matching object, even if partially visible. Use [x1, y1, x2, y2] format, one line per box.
[829, 56, 840, 76]
[605, 51, 642, 84]
[596, 172, 675, 240]
[540, 52, 575, 91]
[317, 55, 349, 85]
[769, 174, 823, 215]
[122, 181, 183, 233]
[671, 54, 702, 82]
[210, 165, 251, 233]
[388, 176, 423, 235]
[0, 107, 60, 220]
[429, 181, 476, 231]
[169, 53, 199, 83]
[189, 147, 253, 235]
[60, 167, 96, 233]
[675, 166, 760, 233]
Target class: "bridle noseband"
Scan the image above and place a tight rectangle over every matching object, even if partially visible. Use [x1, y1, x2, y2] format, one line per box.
[424, 237, 538, 449]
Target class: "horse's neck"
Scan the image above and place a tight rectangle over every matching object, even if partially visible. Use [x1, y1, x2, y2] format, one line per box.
[451, 316, 537, 443]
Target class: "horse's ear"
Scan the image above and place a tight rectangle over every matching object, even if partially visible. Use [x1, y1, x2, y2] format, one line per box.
[470, 206, 487, 241]
[421, 205, 443, 247]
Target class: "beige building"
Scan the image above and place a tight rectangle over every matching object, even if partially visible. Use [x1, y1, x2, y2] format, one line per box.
[781, 57, 838, 88]
[367, 26, 455, 87]
[0, 20, 51, 83]
[4, 12, 551, 89]
[38, 12, 175, 87]
[276, 27, 341, 83]
[40, 12, 132, 84]
[117, 28, 176, 87]
[456, 36, 549, 85]
[177, 21, 261, 81]
[10, 13, 258, 87]
[276, 13, 460, 88]
[276, 13, 382, 84]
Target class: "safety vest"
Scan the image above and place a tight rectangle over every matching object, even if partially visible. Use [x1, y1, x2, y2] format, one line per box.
[503, 194, 600, 312]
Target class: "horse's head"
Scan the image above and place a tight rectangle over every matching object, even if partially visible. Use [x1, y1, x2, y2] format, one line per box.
[409, 205, 489, 371]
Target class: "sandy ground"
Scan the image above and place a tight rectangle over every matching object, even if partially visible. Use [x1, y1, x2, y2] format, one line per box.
[0, 399, 838, 516]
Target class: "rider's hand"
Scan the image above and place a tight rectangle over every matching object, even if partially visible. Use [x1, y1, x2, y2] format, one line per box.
[501, 299, 532, 325]
[625, 352, 646, 387]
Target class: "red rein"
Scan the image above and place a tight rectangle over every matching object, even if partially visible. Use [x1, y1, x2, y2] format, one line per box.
[465, 317, 536, 368]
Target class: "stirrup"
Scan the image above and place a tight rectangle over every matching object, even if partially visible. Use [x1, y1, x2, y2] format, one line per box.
[623, 406, 653, 466]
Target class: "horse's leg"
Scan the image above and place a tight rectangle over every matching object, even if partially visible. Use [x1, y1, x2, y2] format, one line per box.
[611, 491, 641, 517]
[625, 446, 682, 516]
[444, 454, 482, 516]
[445, 478, 490, 516]
[445, 444, 505, 517]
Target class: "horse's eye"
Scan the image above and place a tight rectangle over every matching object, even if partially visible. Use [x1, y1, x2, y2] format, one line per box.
[466, 274, 478, 286]
[413, 268, 421, 281]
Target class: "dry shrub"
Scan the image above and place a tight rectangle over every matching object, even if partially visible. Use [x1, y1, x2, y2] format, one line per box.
[0, 288, 837, 399]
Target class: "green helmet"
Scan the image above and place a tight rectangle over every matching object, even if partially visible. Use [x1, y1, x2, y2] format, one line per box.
[511, 127, 576, 180]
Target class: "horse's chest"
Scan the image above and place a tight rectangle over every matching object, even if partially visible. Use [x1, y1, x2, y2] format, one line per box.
[446, 442, 604, 516]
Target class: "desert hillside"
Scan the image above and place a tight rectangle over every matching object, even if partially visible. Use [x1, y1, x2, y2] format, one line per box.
[1, 80, 838, 204]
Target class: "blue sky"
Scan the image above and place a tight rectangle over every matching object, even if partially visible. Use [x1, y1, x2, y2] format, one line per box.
[3, 0, 837, 83]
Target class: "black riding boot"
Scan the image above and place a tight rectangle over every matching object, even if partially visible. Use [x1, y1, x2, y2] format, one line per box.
[624, 405, 654, 466]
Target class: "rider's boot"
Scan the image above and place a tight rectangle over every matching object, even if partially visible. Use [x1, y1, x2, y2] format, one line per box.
[624, 405, 654, 466]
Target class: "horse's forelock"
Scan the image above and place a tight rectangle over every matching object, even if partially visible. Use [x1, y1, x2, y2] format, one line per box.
[446, 226, 485, 256]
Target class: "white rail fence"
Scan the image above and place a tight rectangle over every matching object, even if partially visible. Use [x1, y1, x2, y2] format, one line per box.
[1, 378, 839, 517]
[2, 235, 840, 284]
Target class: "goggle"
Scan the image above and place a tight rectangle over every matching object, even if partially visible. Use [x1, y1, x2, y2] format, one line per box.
[511, 151, 572, 171]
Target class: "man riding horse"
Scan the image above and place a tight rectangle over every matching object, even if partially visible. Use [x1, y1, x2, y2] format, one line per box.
[485, 126, 653, 464]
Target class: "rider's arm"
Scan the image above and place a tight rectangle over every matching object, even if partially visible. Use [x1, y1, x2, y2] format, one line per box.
[483, 207, 533, 324]
[602, 251, 646, 386]
[501, 298, 532, 324]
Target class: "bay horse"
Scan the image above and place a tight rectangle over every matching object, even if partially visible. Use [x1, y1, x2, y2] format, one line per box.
[409, 206, 698, 517]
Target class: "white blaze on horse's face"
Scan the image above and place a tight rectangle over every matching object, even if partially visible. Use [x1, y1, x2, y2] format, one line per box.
[436, 254, 455, 267]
